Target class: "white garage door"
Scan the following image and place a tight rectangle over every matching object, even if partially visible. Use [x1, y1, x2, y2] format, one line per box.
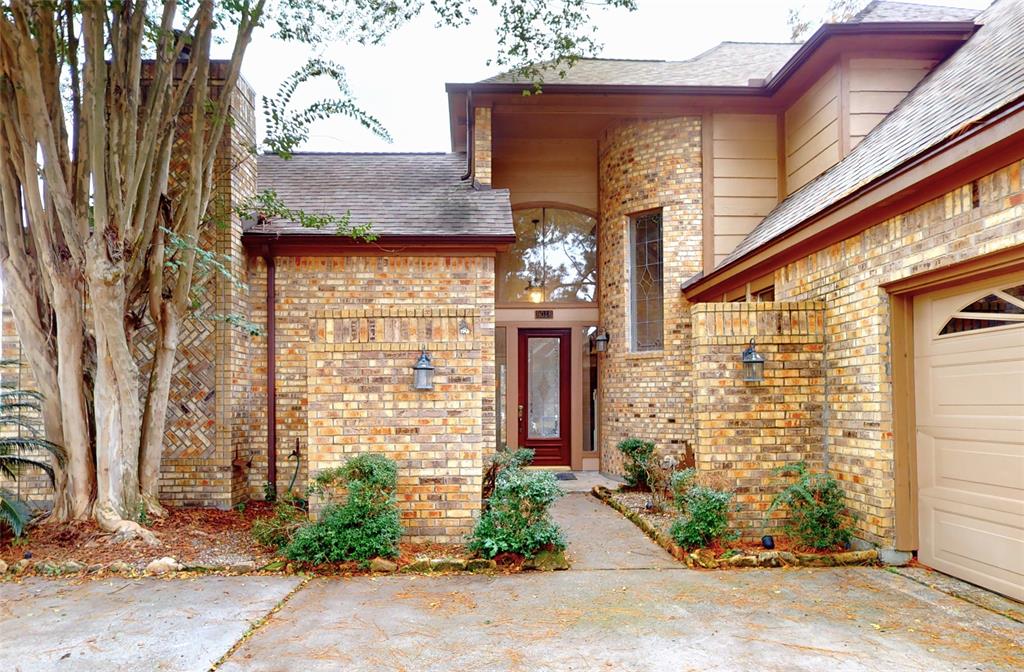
[914, 274, 1024, 601]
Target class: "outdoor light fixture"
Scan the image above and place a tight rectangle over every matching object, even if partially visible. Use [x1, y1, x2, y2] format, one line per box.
[592, 330, 610, 353]
[741, 338, 766, 383]
[412, 349, 435, 390]
[526, 276, 545, 304]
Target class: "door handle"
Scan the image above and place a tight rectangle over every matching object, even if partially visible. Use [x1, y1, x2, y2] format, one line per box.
[518, 404, 524, 425]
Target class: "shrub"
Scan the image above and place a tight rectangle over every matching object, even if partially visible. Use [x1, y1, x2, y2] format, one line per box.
[669, 468, 736, 550]
[617, 438, 655, 489]
[469, 464, 564, 559]
[252, 497, 307, 550]
[769, 462, 854, 550]
[284, 454, 402, 565]
[482, 447, 534, 504]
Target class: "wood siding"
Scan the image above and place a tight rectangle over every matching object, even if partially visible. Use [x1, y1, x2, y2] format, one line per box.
[847, 57, 935, 149]
[711, 113, 779, 266]
[491, 137, 598, 212]
[785, 65, 841, 194]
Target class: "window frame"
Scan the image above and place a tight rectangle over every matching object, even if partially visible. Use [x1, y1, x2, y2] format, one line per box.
[629, 209, 665, 352]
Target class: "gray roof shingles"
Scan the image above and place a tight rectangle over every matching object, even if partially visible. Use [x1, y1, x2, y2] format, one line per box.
[248, 153, 513, 239]
[479, 42, 801, 87]
[709, 0, 1019, 274]
[850, 0, 981, 22]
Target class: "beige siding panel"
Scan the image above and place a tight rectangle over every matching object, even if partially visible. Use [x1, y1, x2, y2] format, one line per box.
[848, 65, 933, 92]
[714, 197, 778, 217]
[850, 113, 889, 138]
[713, 138, 777, 160]
[844, 57, 936, 152]
[713, 216, 765, 235]
[711, 112, 780, 265]
[785, 65, 840, 195]
[714, 158, 778, 179]
[849, 91, 911, 115]
[491, 137, 598, 212]
[714, 177, 778, 198]
[789, 142, 841, 192]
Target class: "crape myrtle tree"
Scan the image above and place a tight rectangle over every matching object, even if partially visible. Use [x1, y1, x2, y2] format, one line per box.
[0, 0, 635, 542]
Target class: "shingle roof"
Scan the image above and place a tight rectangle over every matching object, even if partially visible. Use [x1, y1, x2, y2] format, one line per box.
[248, 153, 513, 238]
[850, 0, 981, 22]
[479, 43, 801, 87]
[712, 0, 1020, 271]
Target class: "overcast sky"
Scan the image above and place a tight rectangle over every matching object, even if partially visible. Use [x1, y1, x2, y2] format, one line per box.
[239, 0, 992, 154]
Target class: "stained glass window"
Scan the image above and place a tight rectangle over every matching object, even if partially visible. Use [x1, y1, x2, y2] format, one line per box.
[631, 211, 664, 351]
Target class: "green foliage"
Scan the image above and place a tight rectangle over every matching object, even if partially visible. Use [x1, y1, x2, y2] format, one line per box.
[617, 438, 655, 488]
[482, 447, 534, 504]
[469, 463, 565, 559]
[0, 378, 65, 537]
[769, 462, 855, 550]
[134, 500, 150, 527]
[252, 497, 308, 550]
[284, 454, 401, 564]
[669, 468, 736, 550]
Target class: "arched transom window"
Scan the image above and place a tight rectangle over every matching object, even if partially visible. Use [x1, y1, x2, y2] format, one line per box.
[496, 207, 597, 304]
[939, 283, 1024, 335]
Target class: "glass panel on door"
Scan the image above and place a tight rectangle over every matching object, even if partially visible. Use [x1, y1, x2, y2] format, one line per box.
[527, 336, 561, 439]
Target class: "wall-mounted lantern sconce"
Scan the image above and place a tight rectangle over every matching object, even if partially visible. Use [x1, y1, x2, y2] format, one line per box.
[412, 349, 435, 390]
[592, 330, 610, 353]
[741, 338, 765, 383]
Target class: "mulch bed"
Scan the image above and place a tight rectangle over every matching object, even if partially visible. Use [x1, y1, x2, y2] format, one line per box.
[0, 506, 507, 579]
[594, 485, 879, 569]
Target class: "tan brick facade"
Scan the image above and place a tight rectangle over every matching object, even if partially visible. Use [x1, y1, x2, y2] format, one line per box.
[773, 159, 1024, 545]
[246, 255, 496, 541]
[691, 302, 826, 535]
[596, 117, 704, 475]
[473, 106, 492, 187]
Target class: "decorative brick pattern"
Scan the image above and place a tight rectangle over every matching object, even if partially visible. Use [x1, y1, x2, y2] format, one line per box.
[775, 159, 1024, 545]
[597, 117, 704, 475]
[691, 302, 826, 535]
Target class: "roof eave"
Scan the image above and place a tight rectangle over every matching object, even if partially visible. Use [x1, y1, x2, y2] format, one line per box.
[444, 21, 978, 98]
[242, 231, 516, 256]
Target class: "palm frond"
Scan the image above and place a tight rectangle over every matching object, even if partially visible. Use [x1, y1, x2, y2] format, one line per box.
[0, 389, 45, 403]
[0, 490, 30, 537]
[0, 436, 65, 461]
[0, 454, 56, 485]
[0, 415, 43, 436]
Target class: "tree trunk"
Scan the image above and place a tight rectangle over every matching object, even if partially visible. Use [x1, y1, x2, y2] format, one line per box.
[139, 303, 179, 517]
[51, 278, 94, 519]
[86, 243, 156, 544]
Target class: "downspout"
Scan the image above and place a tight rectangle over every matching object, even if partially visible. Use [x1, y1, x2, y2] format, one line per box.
[265, 253, 277, 495]
[461, 90, 474, 181]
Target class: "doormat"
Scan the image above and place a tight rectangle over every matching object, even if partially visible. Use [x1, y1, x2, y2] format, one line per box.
[555, 473, 577, 481]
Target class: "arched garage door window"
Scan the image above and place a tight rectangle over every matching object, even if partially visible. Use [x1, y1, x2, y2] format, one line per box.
[939, 283, 1024, 335]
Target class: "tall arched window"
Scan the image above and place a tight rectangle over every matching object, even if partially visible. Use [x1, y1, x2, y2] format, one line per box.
[496, 207, 597, 304]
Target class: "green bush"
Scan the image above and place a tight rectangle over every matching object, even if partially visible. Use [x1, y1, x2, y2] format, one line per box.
[251, 497, 307, 550]
[769, 462, 854, 550]
[617, 438, 655, 488]
[669, 468, 736, 550]
[469, 464, 564, 559]
[482, 447, 534, 504]
[284, 454, 402, 565]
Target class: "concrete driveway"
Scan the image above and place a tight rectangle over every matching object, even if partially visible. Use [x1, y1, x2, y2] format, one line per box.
[2, 494, 1022, 671]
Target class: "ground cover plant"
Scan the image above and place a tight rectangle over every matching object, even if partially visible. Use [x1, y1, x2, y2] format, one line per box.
[769, 462, 855, 550]
[469, 448, 565, 559]
[284, 454, 402, 565]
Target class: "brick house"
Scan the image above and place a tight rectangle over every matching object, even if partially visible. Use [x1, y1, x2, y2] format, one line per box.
[2, 1, 1022, 599]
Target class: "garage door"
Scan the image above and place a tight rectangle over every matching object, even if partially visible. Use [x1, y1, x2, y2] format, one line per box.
[914, 274, 1024, 601]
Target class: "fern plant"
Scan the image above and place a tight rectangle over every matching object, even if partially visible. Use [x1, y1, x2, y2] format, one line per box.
[0, 383, 66, 537]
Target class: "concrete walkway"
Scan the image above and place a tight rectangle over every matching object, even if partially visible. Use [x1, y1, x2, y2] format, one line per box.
[551, 492, 678, 570]
[2, 490, 1022, 671]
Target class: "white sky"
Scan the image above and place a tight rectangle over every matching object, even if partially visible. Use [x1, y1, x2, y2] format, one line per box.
[238, 0, 992, 153]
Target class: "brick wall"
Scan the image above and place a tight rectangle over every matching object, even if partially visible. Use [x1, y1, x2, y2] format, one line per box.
[596, 117, 704, 475]
[246, 254, 496, 541]
[775, 158, 1024, 545]
[473, 106, 492, 187]
[691, 302, 826, 535]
